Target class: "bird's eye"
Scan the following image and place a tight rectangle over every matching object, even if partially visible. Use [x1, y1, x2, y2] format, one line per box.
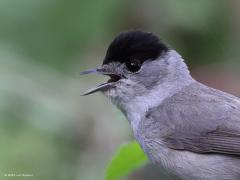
[126, 60, 141, 73]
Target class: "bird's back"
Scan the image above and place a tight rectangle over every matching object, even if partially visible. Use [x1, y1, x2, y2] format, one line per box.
[137, 82, 240, 180]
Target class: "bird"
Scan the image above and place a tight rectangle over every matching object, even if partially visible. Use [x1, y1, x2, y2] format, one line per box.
[80, 30, 240, 180]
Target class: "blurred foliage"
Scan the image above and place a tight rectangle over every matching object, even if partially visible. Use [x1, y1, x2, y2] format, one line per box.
[0, 0, 127, 72]
[105, 141, 147, 180]
[0, 0, 239, 180]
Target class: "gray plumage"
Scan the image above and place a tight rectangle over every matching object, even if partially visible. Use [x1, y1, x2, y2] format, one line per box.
[81, 31, 240, 180]
[137, 82, 240, 180]
[106, 50, 240, 180]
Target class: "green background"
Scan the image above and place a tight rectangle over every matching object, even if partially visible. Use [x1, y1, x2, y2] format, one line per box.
[0, 0, 239, 179]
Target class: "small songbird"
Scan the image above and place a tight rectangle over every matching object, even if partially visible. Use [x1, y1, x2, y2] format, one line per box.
[81, 30, 240, 180]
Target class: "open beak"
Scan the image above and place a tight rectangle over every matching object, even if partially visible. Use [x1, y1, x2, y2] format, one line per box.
[80, 67, 122, 96]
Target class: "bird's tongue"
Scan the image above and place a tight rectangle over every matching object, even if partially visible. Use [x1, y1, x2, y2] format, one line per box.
[107, 74, 121, 83]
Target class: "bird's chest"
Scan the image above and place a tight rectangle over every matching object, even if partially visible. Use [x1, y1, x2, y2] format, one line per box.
[135, 129, 175, 170]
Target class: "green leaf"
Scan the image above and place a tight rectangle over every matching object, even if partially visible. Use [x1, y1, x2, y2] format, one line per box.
[105, 141, 148, 180]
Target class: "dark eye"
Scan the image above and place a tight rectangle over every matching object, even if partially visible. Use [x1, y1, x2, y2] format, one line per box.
[126, 60, 141, 73]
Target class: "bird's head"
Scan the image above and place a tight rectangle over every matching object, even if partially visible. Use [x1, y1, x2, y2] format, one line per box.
[81, 30, 189, 106]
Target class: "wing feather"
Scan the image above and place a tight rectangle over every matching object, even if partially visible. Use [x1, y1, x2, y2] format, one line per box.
[166, 129, 240, 156]
[146, 82, 240, 157]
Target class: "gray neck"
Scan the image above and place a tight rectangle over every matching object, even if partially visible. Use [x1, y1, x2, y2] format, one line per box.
[121, 50, 195, 133]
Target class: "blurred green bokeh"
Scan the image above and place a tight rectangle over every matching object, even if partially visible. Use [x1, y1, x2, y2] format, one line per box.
[0, 0, 239, 180]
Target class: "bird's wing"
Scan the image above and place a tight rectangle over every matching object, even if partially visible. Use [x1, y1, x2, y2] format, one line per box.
[144, 82, 240, 156]
[165, 128, 240, 156]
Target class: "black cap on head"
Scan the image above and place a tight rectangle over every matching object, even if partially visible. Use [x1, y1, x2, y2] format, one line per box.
[103, 30, 168, 65]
